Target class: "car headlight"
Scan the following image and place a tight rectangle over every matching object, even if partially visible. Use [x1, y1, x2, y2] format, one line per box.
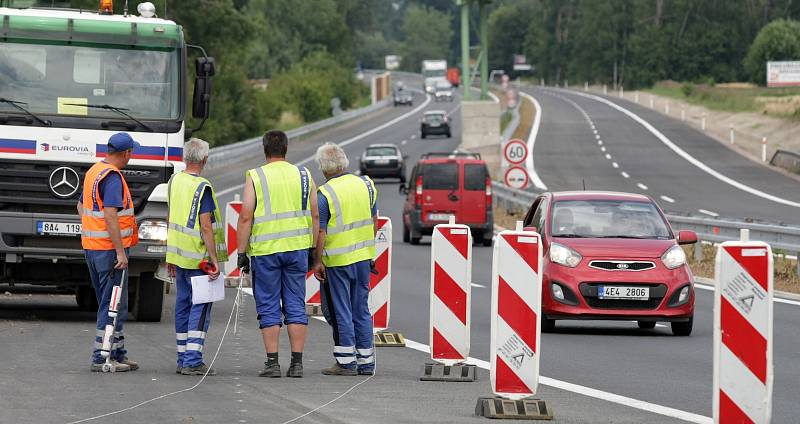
[550, 243, 582, 267]
[661, 245, 687, 269]
[138, 219, 168, 242]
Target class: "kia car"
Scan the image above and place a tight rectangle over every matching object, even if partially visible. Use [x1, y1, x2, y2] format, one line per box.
[420, 110, 451, 139]
[522, 191, 697, 336]
[400, 151, 493, 246]
[358, 144, 406, 182]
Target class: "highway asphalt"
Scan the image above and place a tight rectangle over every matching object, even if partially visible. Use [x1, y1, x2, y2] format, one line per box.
[2, 75, 798, 423]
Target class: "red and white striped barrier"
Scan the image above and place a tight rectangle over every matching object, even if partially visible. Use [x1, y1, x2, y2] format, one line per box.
[429, 216, 472, 365]
[224, 199, 243, 277]
[713, 231, 773, 424]
[369, 217, 392, 331]
[489, 225, 543, 400]
[305, 272, 321, 305]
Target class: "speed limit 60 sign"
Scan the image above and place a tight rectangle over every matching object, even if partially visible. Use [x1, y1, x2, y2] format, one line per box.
[503, 139, 527, 165]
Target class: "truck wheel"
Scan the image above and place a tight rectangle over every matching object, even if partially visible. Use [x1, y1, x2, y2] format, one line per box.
[132, 272, 164, 322]
[421, 132, 426, 139]
[76, 286, 98, 311]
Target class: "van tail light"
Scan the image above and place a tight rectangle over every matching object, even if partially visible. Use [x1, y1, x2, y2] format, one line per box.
[415, 176, 423, 206]
[485, 176, 492, 209]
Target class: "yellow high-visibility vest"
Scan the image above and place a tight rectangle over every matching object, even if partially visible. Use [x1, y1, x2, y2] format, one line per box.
[166, 172, 227, 269]
[319, 174, 376, 267]
[247, 161, 313, 256]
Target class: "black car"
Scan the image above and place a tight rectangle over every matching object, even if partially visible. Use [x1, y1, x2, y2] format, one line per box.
[393, 89, 413, 106]
[420, 111, 451, 138]
[359, 144, 406, 182]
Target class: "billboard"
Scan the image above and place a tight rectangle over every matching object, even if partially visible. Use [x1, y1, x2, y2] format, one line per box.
[767, 61, 800, 87]
[385, 55, 400, 71]
[513, 54, 531, 72]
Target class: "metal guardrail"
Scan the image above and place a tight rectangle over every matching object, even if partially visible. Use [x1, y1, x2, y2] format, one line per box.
[491, 182, 800, 263]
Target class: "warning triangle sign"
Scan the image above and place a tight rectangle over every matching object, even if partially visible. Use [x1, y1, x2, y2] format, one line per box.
[511, 353, 524, 367]
[739, 294, 755, 311]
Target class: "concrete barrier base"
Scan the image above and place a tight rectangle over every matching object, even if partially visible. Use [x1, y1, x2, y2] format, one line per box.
[475, 397, 554, 420]
[305, 304, 323, 316]
[374, 331, 406, 347]
[420, 363, 477, 382]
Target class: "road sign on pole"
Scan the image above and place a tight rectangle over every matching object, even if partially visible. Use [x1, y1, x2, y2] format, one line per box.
[503, 139, 527, 165]
[713, 235, 773, 424]
[504, 166, 529, 189]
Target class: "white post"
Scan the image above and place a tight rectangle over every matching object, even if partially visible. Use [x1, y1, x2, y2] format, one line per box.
[665, 102, 670, 115]
[540, 78, 544, 87]
[449, 215, 456, 225]
[603, 84, 607, 95]
[649, 96, 654, 108]
[564, 80, 568, 89]
[634, 92, 639, 103]
[619, 87, 624, 98]
[584, 81, 588, 91]
[701, 115, 706, 131]
[681, 108, 685, 121]
[515, 220, 523, 232]
[234, 194, 241, 202]
[740, 228, 750, 242]
[762, 137, 767, 162]
[730, 127, 735, 144]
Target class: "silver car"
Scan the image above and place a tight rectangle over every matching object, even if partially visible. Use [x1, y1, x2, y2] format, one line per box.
[434, 80, 454, 102]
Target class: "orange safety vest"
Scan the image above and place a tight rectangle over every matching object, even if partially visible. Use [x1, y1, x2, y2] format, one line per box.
[80, 161, 138, 250]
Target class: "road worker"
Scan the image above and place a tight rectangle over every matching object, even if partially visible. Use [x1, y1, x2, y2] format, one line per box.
[77, 132, 140, 373]
[312, 142, 378, 376]
[166, 138, 227, 376]
[237, 130, 319, 378]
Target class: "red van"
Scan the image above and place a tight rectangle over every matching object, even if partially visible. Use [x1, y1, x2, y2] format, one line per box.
[400, 152, 493, 246]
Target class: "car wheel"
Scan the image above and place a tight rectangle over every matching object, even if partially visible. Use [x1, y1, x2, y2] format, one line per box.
[446, 132, 452, 138]
[403, 224, 410, 243]
[399, 174, 406, 184]
[421, 132, 426, 139]
[637, 321, 656, 329]
[541, 317, 556, 333]
[671, 317, 693, 336]
[410, 233, 421, 245]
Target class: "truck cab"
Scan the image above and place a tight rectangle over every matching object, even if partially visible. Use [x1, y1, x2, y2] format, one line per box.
[0, 3, 214, 321]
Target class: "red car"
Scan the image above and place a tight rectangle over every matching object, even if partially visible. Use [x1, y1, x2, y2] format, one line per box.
[521, 191, 697, 336]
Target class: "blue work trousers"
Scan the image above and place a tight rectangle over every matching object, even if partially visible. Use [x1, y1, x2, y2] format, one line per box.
[320, 260, 374, 372]
[252, 249, 309, 329]
[174, 267, 213, 368]
[85, 249, 129, 364]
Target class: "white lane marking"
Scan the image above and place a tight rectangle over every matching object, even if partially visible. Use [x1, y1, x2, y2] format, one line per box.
[612, 162, 619, 168]
[595, 134, 601, 140]
[694, 282, 800, 306]
[698, 209, 719, 217]
[217, 92, 433, 197]
[592, 129, 598, 134]
[519, 92, 548, 190]
[401, 139, 408, 145]
[660, 195, 676, 203]
[402, 339, 711, 424]
[564, 89, 800, 209]
[601, 146, 606, 152]
[637, 183, 649, 190]
[605, 153, 612, 160]
[621, 172, 630, 178]
[598, 140, 603, 146]
[486, 90, 501, 103]
[471, 283, 486, 288]
[411, 134, 417, 139]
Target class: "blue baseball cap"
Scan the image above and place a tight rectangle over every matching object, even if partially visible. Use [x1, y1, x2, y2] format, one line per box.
[107, 133, 141, 152]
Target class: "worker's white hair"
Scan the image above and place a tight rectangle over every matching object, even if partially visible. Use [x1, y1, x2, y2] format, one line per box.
[315, 142, 349, 174]
[183, 138, 209, 164]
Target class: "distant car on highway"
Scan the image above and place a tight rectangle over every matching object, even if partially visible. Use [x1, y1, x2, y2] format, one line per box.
[521, 191, 697, 336]
[420, 110, 451, 139]
[393, 88, 413, 106]
[433, 80, 454, 102]
[359, 144, 406, 182]
[400, 151, 493, 246]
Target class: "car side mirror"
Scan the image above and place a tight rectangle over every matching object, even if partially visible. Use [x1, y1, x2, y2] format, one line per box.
[677, 230, 698, 245]
[398, 184, 408, 195]
[192, 56, 215, 119]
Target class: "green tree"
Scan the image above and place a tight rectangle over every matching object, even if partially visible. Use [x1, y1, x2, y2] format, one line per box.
[744, 19, 800, 84]
[399, 4, 454, 71]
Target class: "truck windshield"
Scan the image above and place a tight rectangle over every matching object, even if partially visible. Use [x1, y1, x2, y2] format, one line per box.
[423, 69, 446, 78]
[0, 41, 180, 121]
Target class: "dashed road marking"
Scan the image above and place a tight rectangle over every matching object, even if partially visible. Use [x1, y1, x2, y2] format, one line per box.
[595, 134, 601, 140]
[660, 195, 675, 203]
[621, 172, 630, 178]
[637, 183, 648, 190]
[471, 283, 486, 288]
[600, 146, 606, 152]
[698, 209, 719, 217]
[401, 139, 407, 145]
[612, 162, 619, 168]
[605, 153, 612, 160]
[598, 140, 603, 146]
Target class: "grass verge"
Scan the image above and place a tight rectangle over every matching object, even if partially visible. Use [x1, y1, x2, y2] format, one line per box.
[512, 96, 535, 141]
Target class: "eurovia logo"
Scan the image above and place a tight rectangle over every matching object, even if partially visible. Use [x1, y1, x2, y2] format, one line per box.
[40, 143, 50, 152]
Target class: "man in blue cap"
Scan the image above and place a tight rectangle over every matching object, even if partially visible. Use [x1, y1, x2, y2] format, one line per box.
[77, 132, 141, 372]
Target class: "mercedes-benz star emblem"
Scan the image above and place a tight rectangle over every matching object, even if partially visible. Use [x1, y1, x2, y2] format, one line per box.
[49, 167, 80, 198]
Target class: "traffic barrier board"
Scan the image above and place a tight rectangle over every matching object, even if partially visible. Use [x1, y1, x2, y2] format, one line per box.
[713, 237, 773, 424]
[504, 139, 528, 165]
[504, 166, 529, 190]
[369, 217, 392, 331]
[429, 216, 472, 366]
[223, 199, 251, 288]
[489, 225, 543, 399]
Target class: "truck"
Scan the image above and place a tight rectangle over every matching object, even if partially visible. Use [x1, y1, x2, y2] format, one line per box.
[447, 67, 461, 87]
[421, 59, 447, 94]
[0, 1, 215, 321]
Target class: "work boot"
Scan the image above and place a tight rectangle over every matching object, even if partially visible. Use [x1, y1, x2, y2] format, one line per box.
[181, 363, 216, 376]
[259, 361, 281, 378]
[286, 362, 303, 378]
[117, 357, 139, 371]
[176, 366, 183, 374]
[358, 368, 375, 376]
[321, 363, 357, 376]
[90, 360, 131, 373]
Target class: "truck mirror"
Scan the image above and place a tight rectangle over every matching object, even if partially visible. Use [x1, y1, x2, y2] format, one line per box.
[192, 57, 215, 120]
[195, 56, 216, 77]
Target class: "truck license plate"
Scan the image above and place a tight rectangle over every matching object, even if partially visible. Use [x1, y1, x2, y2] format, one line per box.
[37, 221, 81, 236]
[597, 285, 649, 300]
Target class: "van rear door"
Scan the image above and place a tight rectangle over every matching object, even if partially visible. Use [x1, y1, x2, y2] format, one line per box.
[460, 162, 488, 224]
[421, 161, 459, 224]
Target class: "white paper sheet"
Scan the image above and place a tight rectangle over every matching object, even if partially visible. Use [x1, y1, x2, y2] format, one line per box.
[191, 274, 225, 304]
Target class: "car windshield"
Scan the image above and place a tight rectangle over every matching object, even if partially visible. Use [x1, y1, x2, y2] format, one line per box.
[550, 199, 671, 239]
[0, 41, 180, 120]
[425, 114, 445, 125]
[366, 147, 397, 156]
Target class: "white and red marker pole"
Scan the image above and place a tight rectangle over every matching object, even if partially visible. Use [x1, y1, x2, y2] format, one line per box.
[429, 215, 472, 365]
[713, 229, 773, 424]
[305, 272, 321, 305]
[369, 217, 392, 331]
[224, 197, 243, 277]
[490, 221, 543, 399]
